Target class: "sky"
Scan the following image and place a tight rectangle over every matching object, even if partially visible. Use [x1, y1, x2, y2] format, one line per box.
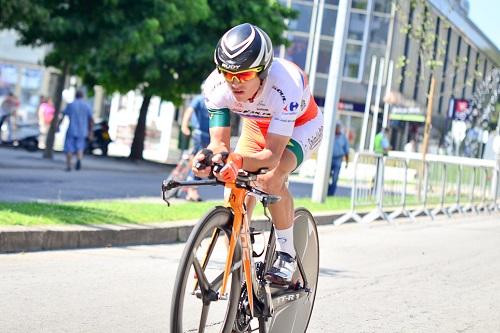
[468, 0, 500, 49]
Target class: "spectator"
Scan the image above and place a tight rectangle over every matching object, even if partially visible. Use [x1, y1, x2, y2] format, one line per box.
[404, 137, 417, 153]
[181, 91, 210, 201]
[38, 96, 55, 149]
[374, 127, 391, 155]
[328, 123, 349, 196]
[60, 90, 93, 171]
[0, 92, 19, 143]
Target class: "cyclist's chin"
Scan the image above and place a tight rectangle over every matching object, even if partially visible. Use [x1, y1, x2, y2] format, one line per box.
[232, 91, 250, 102]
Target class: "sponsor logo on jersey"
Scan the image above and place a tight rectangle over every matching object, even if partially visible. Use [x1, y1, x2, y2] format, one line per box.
[289, 101, 299, 112]
[308, 126, 323, 150]
[272, 86, 287, 103]
[237, 109, 272, 118]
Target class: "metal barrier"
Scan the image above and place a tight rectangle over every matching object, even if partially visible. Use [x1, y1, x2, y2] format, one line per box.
[334, 151, 499, 225]
[335, 152, 383, 225]
[383, 156, 412, 221]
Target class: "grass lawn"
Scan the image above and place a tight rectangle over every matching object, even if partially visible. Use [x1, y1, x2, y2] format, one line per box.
[0, 196, 351, 226]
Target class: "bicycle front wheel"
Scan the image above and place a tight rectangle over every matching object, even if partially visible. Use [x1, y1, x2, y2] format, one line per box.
[170, 206, 242, 333]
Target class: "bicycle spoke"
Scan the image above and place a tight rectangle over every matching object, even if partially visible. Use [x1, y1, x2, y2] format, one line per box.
[192, 256, 211, 293]
[198, 303, 209, 333]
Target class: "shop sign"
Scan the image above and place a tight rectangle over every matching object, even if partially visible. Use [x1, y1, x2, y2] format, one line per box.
[390, 106, 425, 122]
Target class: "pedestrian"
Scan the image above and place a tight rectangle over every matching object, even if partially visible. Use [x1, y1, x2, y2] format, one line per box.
[181, 88, 210, 201]
[328, 123, 349, 196]
[0, 92, 19, 143]
[404, 137, 417, 153]
[38, 96, 55, 149]
[374, 127, 391, 155]
[59, 90, 93, 171]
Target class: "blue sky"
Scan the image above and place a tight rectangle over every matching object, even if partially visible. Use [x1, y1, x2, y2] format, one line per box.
[468, 0, 500, 49]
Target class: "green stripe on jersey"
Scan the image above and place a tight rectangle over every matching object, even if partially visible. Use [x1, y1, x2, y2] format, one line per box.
[286, 138, 304, 170]
[208, 108, 230, 127]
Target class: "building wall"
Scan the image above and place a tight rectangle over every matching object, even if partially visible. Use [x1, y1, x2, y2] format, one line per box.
[282, 0, 499, 151]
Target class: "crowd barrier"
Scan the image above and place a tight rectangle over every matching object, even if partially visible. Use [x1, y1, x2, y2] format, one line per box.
[335, 151, 499, 226]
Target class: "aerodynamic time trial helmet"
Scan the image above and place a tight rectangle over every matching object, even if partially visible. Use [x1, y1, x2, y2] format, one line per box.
[214, 23, 273, 79]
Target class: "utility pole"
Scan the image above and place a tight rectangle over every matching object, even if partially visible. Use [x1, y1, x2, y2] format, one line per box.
[311, 0, 350, 202]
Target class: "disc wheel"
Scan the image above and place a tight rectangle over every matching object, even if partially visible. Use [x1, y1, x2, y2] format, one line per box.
[259, 208, 320, 333]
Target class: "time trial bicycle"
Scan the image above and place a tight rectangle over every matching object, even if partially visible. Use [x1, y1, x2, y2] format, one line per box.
[162, 159, 319, 333]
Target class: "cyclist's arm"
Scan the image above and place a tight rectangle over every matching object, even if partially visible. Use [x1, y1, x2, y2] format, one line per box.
[207, 126, 231, 154]
[240, 132, 290, 171]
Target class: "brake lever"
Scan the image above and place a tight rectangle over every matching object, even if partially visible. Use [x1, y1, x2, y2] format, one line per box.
[161, 179, 181, 206]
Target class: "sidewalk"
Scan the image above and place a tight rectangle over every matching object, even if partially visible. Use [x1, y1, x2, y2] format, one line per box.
[0, 211, 347, 253]
[0, 146, 346, 253]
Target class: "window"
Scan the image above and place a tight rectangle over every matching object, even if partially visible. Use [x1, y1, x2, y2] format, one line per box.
[373, 0, 392, 13]
[0, 64, 18, 97]
[370, 16, 390, 44]
[344, 44, 362, 78]
[285, 34, 309, 69]
[324, 0, 339, 5]
[317, 39, 333, 73]
[348, 13, 366, 40]
[289, 3, 313, 33]
[363, 45, 385, 81]
[321, 8, 338, 36]
[352, 0, 368, 10]
[313, 76, 328, 100]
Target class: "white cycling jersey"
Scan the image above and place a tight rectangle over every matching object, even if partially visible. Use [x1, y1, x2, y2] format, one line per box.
[203, 58, 319, 137]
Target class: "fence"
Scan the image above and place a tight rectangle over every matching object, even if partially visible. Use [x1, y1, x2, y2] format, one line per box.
[335, 151, 499, 226]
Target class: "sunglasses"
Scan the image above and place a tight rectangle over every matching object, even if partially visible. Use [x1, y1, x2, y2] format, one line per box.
[218, 66, 263, 83]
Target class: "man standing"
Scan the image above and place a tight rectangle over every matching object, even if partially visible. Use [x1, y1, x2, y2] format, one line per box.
[328, 123, 349, 196]
[0, 92, 19, 143]
[181, 91, 210, 201]
[61, 90, 93, 171]
[374, 127, 391, 155]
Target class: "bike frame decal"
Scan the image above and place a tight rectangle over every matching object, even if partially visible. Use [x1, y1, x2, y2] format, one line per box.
[208, 108, 231, 127]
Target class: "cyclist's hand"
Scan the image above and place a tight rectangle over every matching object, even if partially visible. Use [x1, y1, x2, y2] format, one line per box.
[214, 153, 243, 182]
[192, 149, 213, 178]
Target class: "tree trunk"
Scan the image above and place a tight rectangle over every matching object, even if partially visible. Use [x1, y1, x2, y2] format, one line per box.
[43, 64, 68, 159]
[129, 94, 152, 160]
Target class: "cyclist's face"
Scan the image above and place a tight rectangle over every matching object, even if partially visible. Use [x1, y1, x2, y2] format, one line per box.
[227, 76, 261, 102]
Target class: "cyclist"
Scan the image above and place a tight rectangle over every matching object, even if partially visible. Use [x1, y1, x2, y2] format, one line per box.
[192, 23, 323, 285]
[181, 84, 210, 201]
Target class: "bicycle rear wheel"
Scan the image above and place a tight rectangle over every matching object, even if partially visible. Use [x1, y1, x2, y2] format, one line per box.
[261, 208, 319, 333]
[170, 206, 242, 333]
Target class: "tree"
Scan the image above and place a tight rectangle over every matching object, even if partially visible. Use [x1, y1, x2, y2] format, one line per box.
[77, 0, 295, 159]
[2, 0, 295, 160]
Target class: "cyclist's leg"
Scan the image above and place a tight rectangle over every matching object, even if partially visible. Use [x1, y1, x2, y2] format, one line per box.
[232, 119, 266, 218]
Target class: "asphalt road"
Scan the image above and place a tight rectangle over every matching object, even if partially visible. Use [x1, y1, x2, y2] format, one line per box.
[1, 213, 499, 332]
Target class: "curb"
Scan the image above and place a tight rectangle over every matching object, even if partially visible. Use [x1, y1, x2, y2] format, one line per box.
[0, 212, 345, 253]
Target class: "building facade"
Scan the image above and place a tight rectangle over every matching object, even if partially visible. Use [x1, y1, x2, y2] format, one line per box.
[280, 0, 499, 152]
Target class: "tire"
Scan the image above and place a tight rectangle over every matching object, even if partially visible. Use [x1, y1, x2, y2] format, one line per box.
[170, 207, 242, 333]
[261, 208, 320, 333]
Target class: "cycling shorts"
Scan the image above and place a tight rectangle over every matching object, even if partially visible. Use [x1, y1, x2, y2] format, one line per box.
[235, 111, 323, 170]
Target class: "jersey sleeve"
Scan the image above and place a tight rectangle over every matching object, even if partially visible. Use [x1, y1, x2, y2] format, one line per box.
[203, 70, 231, 128]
